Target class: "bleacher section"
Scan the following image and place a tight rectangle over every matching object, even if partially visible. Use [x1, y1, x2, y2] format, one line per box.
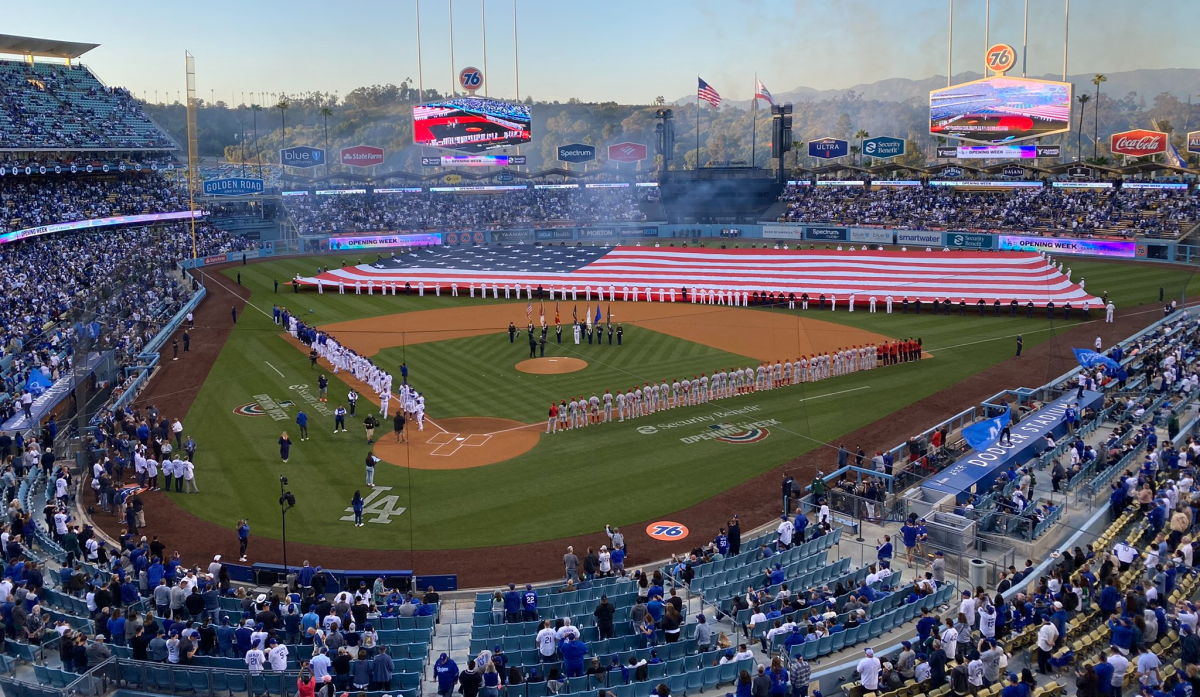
[0, 60, 173, 149]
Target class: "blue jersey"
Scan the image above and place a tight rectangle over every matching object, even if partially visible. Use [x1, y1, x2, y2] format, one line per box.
[715, 534, 729, 554]
[522, 591, 537, 611]
[877, 542, 893, 560]
[900, 525, 918, 547]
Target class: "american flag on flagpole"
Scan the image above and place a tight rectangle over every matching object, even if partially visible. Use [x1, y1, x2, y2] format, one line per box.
[698, 78, 721, 108]
[525, 301, 532, 322]
[755, 78, 775, 106]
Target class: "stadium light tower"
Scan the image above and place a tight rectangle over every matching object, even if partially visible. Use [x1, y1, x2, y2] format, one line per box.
[655, 109, 675, 182]
[770, 103, 794, 185]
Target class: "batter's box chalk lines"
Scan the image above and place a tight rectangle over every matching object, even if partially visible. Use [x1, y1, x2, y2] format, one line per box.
[484, 421, 548, 436]
[426, 432, 456, 446]
[429, 431, 493, 456]
[797, 386, 871, 402]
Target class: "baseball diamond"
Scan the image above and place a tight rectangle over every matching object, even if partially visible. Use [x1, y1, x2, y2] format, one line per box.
[8, 14, 1200, 697]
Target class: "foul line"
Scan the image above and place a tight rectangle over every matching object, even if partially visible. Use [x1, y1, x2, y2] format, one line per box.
[264, 361, 285, 378]
[204, 272, 272, 319]
[797, 386, 871, 402]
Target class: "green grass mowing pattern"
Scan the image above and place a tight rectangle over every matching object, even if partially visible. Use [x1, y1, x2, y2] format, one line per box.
[166, 260, 1083, 549]
[374, 327, 749, 423]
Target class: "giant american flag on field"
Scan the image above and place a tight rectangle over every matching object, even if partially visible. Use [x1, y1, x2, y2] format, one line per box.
[298, 246, 1100, 306]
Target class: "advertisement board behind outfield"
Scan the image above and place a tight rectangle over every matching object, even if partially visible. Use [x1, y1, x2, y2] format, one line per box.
[762, 224, 804, 239]
[804, 226, 849, 242]
[849, 229, 894, 245]
[897, 231, 945, 246]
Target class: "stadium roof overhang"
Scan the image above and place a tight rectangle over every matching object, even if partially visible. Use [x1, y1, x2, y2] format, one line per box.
[1114, 161, 1195, 176]
[0, 34, 99, 61]
[281, 166, 644, 185]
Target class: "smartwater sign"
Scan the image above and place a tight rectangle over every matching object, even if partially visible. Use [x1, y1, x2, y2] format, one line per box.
[202, 177, 265, 197]
[897, 231, 945, 246]
[808, 138, 849, 159]
[861, 136, 905, 159]
[279, 146, 325, 169]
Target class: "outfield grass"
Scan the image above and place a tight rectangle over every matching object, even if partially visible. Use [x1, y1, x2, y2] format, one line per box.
[166, 253, 1200, 550]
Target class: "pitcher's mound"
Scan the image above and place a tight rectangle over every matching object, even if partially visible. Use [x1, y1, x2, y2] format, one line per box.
[516, 357, 588, 375]
[374, 417, 540, 470]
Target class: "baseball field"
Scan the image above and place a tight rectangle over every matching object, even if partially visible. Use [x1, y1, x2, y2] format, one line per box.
[106, 252, 1199, 585]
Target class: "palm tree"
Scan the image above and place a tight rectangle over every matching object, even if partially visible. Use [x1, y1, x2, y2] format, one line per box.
[1091, 74, 1107, 160]
[319, 106, 333, 174]
[1076, 94, 1091, 161]
[250, 104, 262, 179]
[850, 145, 861, 166]
[855, 129, 870, 165]
[276, 97, 290, 150]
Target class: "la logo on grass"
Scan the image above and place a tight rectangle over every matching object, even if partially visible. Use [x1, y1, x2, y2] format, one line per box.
[341, 487, 407, 524]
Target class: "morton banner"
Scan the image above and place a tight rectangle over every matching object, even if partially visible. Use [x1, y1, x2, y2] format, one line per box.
[998, 235, 1136, 258]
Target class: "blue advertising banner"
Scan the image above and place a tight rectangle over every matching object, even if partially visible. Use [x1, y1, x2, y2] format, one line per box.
[861, 136, 905, 159]
[626, 226, 660, 238]
[944, 232, 994, 249]
[808, 138, 849, 159]
[804, 226, 849, 241]
[202, 177, 265, 196]
[558, 143, 597, 163]
[280, 146, 326, 169]
[849, 229, 894, 245]
[579, 227, 617, 239]
[536, 229, 575, 241]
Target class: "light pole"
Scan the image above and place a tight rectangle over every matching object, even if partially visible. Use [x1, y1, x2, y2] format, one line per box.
[279, 476, 296, 578]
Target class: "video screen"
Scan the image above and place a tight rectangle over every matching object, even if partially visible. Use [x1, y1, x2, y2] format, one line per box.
[930, 77, 1071, 144]
[413, 98, 532, 153]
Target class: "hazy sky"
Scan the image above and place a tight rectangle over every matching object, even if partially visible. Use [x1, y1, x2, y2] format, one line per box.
[5, 0, 1198, 105]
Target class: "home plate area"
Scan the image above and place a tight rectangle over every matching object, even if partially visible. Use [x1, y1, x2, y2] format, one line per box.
[372, 416, 541, 470]
[427, 430, 492, 456]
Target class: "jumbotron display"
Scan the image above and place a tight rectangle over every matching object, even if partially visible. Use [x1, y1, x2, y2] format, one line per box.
[929, 76, 1072, 144]
[412, 97, 532, 153]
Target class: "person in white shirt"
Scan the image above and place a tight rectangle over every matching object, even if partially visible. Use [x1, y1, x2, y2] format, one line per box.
[959, 592, 976, 627]
[244, 644, 266, 672]
[1036, 617, 1059, 673]
[1177, 603, 1198, 633]
[1113, 541, 1139, 570]
[536, 621, 558, 659]
[777, 516, 794, 549]
[978, 603, 997, 640]
[856, 648, 881, 691]
[733, 644, 755, 662]
[267, 640, 289, 671]
[941, 620, 959, 659]
[1106, 648, 1129, 692]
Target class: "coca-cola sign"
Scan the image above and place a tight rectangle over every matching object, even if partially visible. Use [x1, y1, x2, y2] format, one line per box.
[1110, 129, 1167, 157]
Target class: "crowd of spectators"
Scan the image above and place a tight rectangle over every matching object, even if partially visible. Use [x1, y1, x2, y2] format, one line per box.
[0, 220, 253, 422]
[0, 176, 191, 235]
[0, 60, 174, 150]
[284, 187, 649, 234]
[779, 185, 1200, 238]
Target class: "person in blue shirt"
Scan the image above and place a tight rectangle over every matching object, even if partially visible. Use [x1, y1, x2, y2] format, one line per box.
[760, 544, 775, 560]
[237, 520, 250, 562]
[434, 653, 459, 697]
[503, 583, 521, 623]
[876, 536, 893, 564]
[916, 607, 940, 644]
[559, 635, 588, 677]
[783, 625, 805, 651]
[769, 564, 786, 586]
[295, 410, 309, 441]
[1000, 673, 1024, 697]
[216, 617, 236, 657]
[794, 511, 809, 543]
[234, 620, 253, 655]
[646, 595, 664, 623]
[900, 520, 919, 567]
[1099, 580, 1121, 615]
[715, 529, 729, 556]
[416, 602, 436, 617]
[521, 584, 538, 621]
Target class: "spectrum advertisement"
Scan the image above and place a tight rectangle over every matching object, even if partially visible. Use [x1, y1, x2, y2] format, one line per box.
[0, 210, 206, 246]
[327, 233, 443, 251]
[998, 235, 1135, 258]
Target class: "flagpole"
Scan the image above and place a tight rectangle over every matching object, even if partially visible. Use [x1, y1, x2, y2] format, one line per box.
[751, 72, 757, 169]
[695, 79, 700, 171]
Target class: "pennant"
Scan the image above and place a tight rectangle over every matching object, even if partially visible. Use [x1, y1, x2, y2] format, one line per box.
[1072, 348, 1121, 374]
[962, 408, 1011, 451]
[555, 301, 561, 326]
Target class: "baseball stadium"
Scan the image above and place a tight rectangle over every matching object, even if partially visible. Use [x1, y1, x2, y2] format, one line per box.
[3, 3, 1200, 697]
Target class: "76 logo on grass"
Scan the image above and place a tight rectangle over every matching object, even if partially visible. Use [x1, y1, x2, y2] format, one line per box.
[341, 486, 407, 524]
[646, 521, 689, 541]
